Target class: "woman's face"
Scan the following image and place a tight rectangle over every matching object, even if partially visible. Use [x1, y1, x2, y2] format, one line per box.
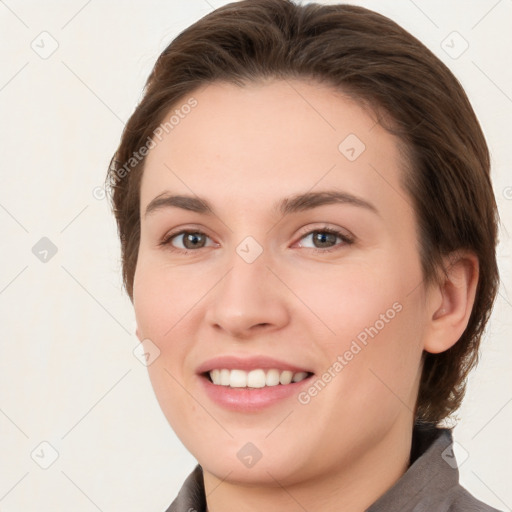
[133, 79, 431, 484]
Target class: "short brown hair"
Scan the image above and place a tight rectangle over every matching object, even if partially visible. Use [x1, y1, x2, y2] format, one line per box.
[106, 0, 499, 424]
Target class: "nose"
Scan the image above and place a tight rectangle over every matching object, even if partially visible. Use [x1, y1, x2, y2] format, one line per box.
[203, 248, 290, 340]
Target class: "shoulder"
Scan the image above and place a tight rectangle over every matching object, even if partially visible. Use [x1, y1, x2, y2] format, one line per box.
[444, 484, 503, 512]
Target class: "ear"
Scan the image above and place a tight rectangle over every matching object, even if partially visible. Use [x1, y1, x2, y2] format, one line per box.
[423, 251, 479, 354]
[135, 326, 142, 342]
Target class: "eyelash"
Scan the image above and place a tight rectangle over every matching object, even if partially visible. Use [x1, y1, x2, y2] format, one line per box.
[158, 226, 354, 255]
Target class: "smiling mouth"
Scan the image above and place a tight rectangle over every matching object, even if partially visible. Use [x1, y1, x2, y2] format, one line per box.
[203, 368, 314, 388]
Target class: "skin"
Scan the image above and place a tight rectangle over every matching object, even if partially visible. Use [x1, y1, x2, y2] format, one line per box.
[133, 79, 478, 512]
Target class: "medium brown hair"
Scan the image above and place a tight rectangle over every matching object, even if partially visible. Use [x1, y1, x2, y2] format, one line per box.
[106, 0, 499, 424]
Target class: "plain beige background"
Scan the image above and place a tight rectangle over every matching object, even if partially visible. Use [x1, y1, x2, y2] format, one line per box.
[1, 0, 511, 510]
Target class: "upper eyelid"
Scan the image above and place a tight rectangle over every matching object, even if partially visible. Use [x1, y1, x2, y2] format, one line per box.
[296, 224, 353, 240]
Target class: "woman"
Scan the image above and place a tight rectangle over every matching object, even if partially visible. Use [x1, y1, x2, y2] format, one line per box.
[106, 1, 501, 510]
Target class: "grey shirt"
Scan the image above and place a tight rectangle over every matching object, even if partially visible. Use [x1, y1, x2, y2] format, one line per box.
[165, 423, 502, 511]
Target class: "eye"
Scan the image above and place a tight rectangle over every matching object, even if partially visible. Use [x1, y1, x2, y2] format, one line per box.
[159, 225, 354, 254]
[159, 230, 216, 252]
[295, 226, 354, 253]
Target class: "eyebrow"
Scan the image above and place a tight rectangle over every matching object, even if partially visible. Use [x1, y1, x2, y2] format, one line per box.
[144, 190, 379, 219]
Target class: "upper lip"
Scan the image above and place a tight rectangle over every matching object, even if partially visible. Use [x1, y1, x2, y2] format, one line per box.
[196, 355, 313, 375]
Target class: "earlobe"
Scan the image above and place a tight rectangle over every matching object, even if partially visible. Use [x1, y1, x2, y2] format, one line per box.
[424, 251, 479, 354]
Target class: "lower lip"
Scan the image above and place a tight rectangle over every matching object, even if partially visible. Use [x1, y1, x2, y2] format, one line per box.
[198, 374, 314, 412]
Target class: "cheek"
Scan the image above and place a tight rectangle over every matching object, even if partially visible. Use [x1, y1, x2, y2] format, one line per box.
[133, 260, 187, 340]
[133, 259, 196, 389]
[282, 256, 410, 342]
[294, 254, 425, 404]
[335, 294, 425, 422]
[133, 263, 198, 438]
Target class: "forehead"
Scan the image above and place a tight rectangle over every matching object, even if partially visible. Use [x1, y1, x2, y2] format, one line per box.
[139, 79, 411, 220]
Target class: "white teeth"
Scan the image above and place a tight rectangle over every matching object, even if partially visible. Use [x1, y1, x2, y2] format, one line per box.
[247, 369, 266, 388]
[265, 369, 280, 386]
[208, 368, 310, 388]
[279, 370, 293, 385]
[230, 369, 247, 388]
[220, 369, 230, 386]
[292, 371, 308, 383]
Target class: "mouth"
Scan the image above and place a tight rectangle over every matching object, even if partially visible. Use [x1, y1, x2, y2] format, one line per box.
[196, 355, 315, 410]
[202, 368, 315, 388]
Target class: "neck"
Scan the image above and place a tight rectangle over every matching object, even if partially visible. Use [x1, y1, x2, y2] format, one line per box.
[203, 416, 414, 512]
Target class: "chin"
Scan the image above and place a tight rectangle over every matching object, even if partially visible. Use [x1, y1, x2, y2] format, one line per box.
[189, 434, 319, 487]
[200, 455, 305, 486]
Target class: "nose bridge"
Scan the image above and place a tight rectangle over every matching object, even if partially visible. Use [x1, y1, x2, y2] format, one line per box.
[205, 239, 289, 336]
